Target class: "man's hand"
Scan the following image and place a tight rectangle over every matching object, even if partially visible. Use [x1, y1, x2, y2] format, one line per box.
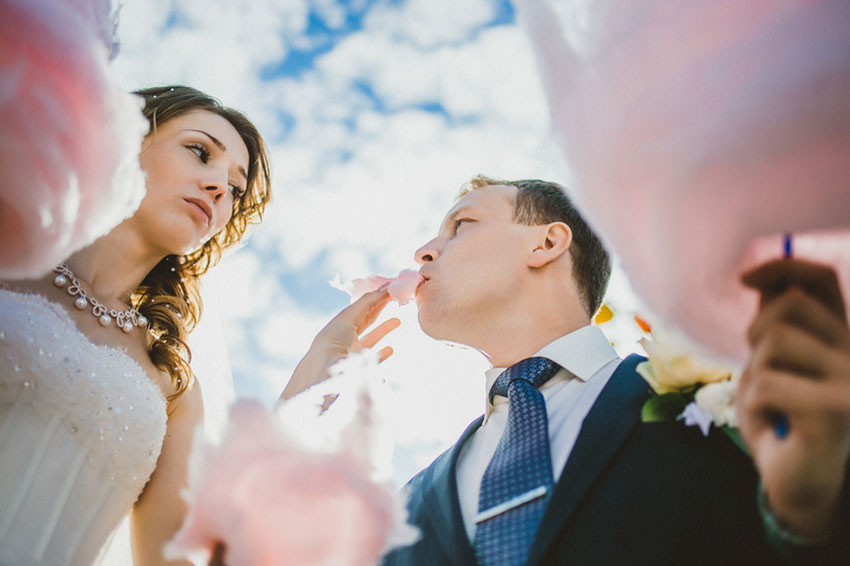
[280, 288, 401, 401]
[738, 259, 850, 541]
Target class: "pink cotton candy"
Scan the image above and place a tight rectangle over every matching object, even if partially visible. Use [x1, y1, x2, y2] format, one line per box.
[386, 270, 424, 305]
[348, 275, 393, 299]
[333, 269, 424, 305]
[166, 400, 415, 566]
[517, 0, 850, 362]
[0, 0, 147, 279]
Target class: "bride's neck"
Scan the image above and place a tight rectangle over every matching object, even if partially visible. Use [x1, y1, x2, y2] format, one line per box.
[63, 227, 165, 306]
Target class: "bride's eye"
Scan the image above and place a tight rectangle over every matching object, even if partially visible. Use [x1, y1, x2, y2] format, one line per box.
[187, 143, 210, 163]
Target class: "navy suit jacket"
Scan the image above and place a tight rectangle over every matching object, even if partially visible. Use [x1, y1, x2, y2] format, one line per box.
[383, 354, 847, 566]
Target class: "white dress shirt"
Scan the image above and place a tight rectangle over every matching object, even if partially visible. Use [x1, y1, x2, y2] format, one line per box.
[455, 325, 621, 541]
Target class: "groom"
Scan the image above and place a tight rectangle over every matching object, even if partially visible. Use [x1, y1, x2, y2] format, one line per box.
[382, 176, 850, 565]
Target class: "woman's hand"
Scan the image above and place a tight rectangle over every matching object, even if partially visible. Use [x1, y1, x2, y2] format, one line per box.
[738, 259, 850, 541]
[280, 288, 401, 401]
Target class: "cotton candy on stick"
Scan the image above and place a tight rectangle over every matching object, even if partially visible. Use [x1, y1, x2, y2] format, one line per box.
[164, 401, 399, 566]
[165, 396, 418, 566]
[516, 0, 850, 362]
[331, 269, 424, 305]
[0, 0, 147, 279]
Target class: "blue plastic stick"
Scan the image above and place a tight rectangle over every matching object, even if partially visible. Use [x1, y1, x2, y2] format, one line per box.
[774, 234, 792, 439]
[783, 233, 793, 259]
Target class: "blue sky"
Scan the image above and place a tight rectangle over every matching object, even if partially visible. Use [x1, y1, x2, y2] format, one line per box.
[112, 0, 644, 486]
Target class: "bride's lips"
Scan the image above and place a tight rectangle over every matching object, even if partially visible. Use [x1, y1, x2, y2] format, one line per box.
[184, 197, 212, 226]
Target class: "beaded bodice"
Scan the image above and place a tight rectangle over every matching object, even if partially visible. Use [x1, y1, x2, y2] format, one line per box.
[0, 288, 167, 565]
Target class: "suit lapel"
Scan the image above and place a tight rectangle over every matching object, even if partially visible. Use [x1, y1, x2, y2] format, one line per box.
[528, 354, 652, 564]
[420, 416, 482, 565]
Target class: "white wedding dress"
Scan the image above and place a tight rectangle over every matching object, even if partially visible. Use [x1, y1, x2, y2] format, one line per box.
[0, 289, 167, 565]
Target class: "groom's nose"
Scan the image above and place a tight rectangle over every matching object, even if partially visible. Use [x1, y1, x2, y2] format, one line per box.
[415, 238, 440, 264]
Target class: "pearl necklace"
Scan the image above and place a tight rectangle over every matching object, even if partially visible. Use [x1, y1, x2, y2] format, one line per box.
[53, 264, 148, 333]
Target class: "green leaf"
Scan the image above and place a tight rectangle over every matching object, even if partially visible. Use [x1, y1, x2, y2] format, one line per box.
[641, 393, 690, 422]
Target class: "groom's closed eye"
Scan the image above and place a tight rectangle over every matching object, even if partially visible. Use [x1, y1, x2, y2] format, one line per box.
[454, 218, 475, 232]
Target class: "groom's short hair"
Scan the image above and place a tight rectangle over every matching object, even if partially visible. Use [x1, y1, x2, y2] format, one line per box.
[460, 175, 611, 317]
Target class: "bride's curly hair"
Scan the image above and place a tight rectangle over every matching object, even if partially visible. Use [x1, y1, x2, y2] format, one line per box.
[130, 85, 271, 401]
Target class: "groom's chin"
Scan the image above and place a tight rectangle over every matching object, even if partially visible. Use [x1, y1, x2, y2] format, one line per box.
[417, 309, 436, 338]
[417, 308, 448, 340]
[418, 310, 468, 346]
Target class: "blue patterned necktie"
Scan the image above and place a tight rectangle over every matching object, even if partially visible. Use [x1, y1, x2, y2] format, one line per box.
[474, 357, 561, 566]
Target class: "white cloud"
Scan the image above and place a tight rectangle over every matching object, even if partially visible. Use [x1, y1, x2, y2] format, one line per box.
[112, 0, 309, 125]
[311, 0, 352, 30]
[213, 251, 277, 322]
[365, 0, 500, 49]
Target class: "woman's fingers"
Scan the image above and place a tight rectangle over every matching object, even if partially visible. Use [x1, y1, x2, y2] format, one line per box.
[284, 288, 402, 402]
[747, 287, 849, 350]
[743, 259, 847, 321]
[749, 320, 833, 379]
[352, 289, 391, 334]
[314, 289, 389, 348]
[321, 288, 389, 333]
[377, 345, 394, 364]
[358, 317, 401, 349]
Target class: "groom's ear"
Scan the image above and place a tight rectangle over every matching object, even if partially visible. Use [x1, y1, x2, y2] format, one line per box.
[528, 222, 572, 268]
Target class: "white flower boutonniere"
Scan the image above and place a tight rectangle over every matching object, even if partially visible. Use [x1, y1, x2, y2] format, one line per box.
[637, 328, 747, 452]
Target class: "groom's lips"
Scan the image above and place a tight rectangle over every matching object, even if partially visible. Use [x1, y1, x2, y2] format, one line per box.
[415, 272, 430, 297]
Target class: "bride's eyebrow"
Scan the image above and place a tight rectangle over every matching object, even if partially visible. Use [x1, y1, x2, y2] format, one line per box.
[185, 129, 226, 151]
[183, 129, 248, 181]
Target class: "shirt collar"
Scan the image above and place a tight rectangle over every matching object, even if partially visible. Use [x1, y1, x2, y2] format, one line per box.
[483, 325, 619, 417]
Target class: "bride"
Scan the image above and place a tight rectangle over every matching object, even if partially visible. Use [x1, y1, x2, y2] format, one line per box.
[0, 85, 268, 565]
[0, 82, 400, 565]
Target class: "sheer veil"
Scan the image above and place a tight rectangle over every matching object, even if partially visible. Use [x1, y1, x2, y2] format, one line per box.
[189, 269, 237, 443]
